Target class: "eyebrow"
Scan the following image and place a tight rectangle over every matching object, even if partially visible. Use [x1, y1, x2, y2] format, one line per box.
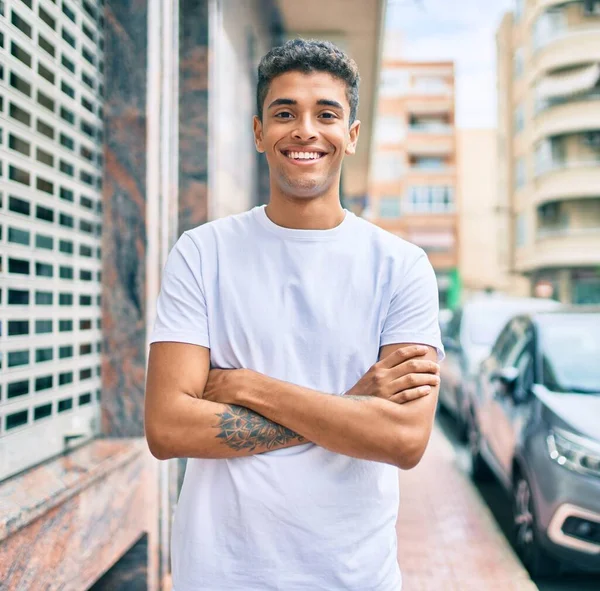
[267, 98, 345, 111]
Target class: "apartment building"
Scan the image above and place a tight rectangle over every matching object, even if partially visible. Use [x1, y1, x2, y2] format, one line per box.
[497, 0, 600, 303]
[369, 60, 460, 309]
[0, 0, 105, 481]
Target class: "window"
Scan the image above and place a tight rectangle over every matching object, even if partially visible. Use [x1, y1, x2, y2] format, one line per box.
[59, 319, 73, 332]
[8, 257, 30, 275]
[379, 197, 401, 219]
[36, 177, 54, 195]
[9, 164, 30, 185]
[9, 103, 31, 126]
[8, 226, 30, 245]
[59, 213, 74, 228]
[8, 380, 29, 399]
[59, 239, 73, 254]
[38, 62, 55, 84]
[11, 41, 32, 67]
[38, 34, 55, 57]
[515, 156, 526, 189]
[80, 269, 92, 281]
[405, 186, 455, 213]
[80, 146, 94, 162]
[36, 347, 53, 362]
[60, 133, 75, 150]
[513, 47, 524, 79]
[9, 133, 30, 156]
[516, 212, 527, 247]
[584, 0, 600, 15]
[35, 291, 53, 305]
[80, 219, 93, 234]
[36, 234, 54, 250]
[82, 48, 95, 66]
[60, 106, 75, 125]
[59, 345, 74, 358]
[36, 319, 53, 334]
[80, 120, 95, 138]
[60, 160, 74, 177]
[9, 196, 30, 216]
[38, 6, 56, 29]
[8, 289, 29, 305]
[80, 319, 92, 330]
[81, 72, 94, 90]
[80, 196, 94, 210]
[34, 404, 52, 421]
[61, 54, 75, 73]
[6, 410, 28, 430]
[83, 1, 97, 21]
[62, 28, 76, 48]
[11, 10, 32, 37]
[59, 293, 73, 306]
[62, 2, 76, 22]
[36, 205, 54, 223]
[60, 187, 74, 202]
[36, 147, 54, 166]
[82, 24, 95, 43]
[59, 371, 73, 385]
[412, 156, 445, 170]
[58, 398, 73, 412]
[80, 171, 94, 187]
[61, 81, 75, 99]
[79, 393, 92, 406]
[35, 375, 53, 391]
[59, 265, 74, 279]
[80, 244, 93, 257]
[37, 91, 55, 112]
[80, 343, 92, 355]
[80, 295, 92, 306]
[37, 119, 55, 140]
[81, 97, 94, 113]
[80, 368, 92, 381]
[8, 320, 29, 336]
[8, 349, 29, 367]
[514, 104, 524, 133]
[36, 262, 53, 277]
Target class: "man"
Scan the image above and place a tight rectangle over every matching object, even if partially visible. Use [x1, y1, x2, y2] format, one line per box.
[145, 39, 444, 591]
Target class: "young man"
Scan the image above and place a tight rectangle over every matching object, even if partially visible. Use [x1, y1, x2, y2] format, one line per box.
[145, 39, 444, 591]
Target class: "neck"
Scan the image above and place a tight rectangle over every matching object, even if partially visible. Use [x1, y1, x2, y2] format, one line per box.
[266, 186, 345, 231]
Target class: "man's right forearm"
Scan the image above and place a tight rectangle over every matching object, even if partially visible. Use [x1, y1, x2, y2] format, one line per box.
[145, 392, 308, 460]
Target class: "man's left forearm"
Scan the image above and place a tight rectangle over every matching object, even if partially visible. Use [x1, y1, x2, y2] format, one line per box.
[232, 371, 437, 469]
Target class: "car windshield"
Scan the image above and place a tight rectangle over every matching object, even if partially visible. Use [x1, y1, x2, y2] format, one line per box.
[539, 314, 600, 394]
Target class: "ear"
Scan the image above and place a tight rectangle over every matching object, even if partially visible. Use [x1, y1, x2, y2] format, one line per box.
[253, 116, 265, 153]
[345, 120, 361, 155]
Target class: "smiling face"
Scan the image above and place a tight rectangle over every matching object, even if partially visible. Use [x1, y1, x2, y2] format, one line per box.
[253, 71, 360, 201]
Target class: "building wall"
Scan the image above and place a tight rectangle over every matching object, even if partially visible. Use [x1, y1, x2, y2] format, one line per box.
[498, 0, 600, 303]
[369, 59, 460, 309]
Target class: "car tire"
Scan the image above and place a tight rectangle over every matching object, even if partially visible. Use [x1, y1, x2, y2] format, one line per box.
[512, 473, 561, 579]
[468, 414, 493, 482]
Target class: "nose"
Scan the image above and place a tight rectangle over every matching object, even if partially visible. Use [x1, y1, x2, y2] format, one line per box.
[292, 114, 317, 141]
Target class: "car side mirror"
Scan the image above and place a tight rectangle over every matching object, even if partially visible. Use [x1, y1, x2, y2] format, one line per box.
[491, 367, 519, 397]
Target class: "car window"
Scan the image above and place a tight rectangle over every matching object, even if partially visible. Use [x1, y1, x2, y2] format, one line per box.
[492, 321, 519, 365]
[514, 346, 534, 396]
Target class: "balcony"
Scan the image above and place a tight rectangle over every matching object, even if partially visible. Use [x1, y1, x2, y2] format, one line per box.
[517, 226, 600, 271]
[534, 160, 600, 204]
[533, 97, 600, 143]
[531, 24, 600, 82]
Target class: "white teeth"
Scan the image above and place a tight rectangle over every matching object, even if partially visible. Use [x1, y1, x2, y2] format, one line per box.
[286, 151, 323, 160]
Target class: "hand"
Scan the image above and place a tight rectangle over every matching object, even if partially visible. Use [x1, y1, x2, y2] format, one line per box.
[203, 368, 248, 405]
[345, 345, 440, 404]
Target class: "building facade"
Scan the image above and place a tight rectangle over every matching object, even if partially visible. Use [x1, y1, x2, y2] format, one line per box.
[369, 59, 460, 310]
[497, 0, 600, 304]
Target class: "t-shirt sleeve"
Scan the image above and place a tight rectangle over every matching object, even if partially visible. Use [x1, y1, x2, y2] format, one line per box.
[380, 249, 445, 361]
[149, 232, 210, 349]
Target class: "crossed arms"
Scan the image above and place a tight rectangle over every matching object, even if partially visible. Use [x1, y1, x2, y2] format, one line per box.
[144, 341, 441, 469]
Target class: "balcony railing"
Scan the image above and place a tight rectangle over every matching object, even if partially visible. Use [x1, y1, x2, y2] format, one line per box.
[534, 23, 600, 52]
[534, 157, 600, 178]
[409, 165, 455, 174]
[537, 225, 600, 240]
[535, 90, 600, 116]
[407, 123, 453, 134]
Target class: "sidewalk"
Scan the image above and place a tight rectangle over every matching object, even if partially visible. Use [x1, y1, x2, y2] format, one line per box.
[396, 426, 538, 590]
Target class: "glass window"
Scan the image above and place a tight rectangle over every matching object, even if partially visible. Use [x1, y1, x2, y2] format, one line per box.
[8, 289, 29, 305]
[79, 393, 92, 405]
[62, 28, 76, 48]
[38, 6, 56, 29]
[61, 81, 75, 99]
[8, 257, 30, 275]
[11, 10, 32, 37]
[36, 177, 54, 195]
[8, 133, 30, 156]
[513, 47, 524, 79]
[6, 410, 29, 430]
[59, 345, 74, 358]
[60, 187, 74, 202]
[36, 262, 54, 277]
[59, 239, 73, 254]
[8, 380, 29, 399]
[35, 375, 53, 391]
[9, 103, 31, 126]
[35, 291, 53, 305]
[515, 157, 526, 189]
[36, 234, 54, 250]
[8, 226, 30, 245]
[60, 133, 75, 150]
[36, 205, 54, 222]
[59, 292, 73, 305]
[38, 62, 55, 84]
[36, 347, 53, 363]
[60, 160, 74, 176]
[59, 320, 73, 332]
[35, 319, 53, 334]
[80, 368, 92, 380]
[37, 90, 55, 112]
[80, 295, 92, 306]
[59, 265, 74, 279]
[11, 41, 32, 67]
[58, 398, 73, 412]
[59, 213, 74, 228]
[9, 195, 30, 216]
[59, 371, 73, 385]
[38, 34, 55, 57]
[9, 164, 31, 185]
[60, 107, 75, 125]
[37, 119, 55, 139]
[62, 2, 76, 22]
[80, 319, 92, 330]
[8, 349, 30, 367]
[34, 403, 52, 421]
[8, 320, 29, 336]
[36, 147, 54, 166]
[514, 104, 524, 134]
[61, 54, 75, 73]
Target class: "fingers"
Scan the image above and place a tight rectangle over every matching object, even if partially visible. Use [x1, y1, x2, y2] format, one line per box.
[390, 372, 440, 394]
[389, 385, 433, 404]
[389, 357, 440, 381]
[378, 345, 429, 369]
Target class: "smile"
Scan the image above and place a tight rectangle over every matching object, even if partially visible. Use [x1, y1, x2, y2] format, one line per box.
[282, 150, 327, 162]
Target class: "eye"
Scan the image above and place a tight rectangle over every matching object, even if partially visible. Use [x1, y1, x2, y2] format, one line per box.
[275, 111, 293, 119]
[319, 112, 338, 120]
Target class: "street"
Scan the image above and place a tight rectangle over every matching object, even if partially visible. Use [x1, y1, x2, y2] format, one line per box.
[435, 410, 600, 591]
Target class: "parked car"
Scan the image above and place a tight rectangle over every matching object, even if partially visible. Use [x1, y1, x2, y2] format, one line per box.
[469, 308, 600, 577]
[439, 294, 560, 440]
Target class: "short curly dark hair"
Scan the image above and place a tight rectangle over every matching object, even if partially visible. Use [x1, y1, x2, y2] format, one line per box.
[256, 38, 360, 124]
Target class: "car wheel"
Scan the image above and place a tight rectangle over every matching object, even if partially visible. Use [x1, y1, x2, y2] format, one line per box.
[512, 473, 561, 578]
[468, 414, 493, 482]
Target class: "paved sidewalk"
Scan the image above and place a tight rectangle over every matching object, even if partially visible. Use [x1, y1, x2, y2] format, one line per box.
[396, 426, 538, 590]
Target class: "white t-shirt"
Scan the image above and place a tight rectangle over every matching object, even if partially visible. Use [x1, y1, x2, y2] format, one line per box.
[150, 205, 444, 591]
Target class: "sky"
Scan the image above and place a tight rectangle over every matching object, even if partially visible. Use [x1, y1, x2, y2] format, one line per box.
[385, 0, 515, 129]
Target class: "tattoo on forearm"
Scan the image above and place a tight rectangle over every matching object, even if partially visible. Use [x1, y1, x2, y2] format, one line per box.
[215, 405, 305, 451]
